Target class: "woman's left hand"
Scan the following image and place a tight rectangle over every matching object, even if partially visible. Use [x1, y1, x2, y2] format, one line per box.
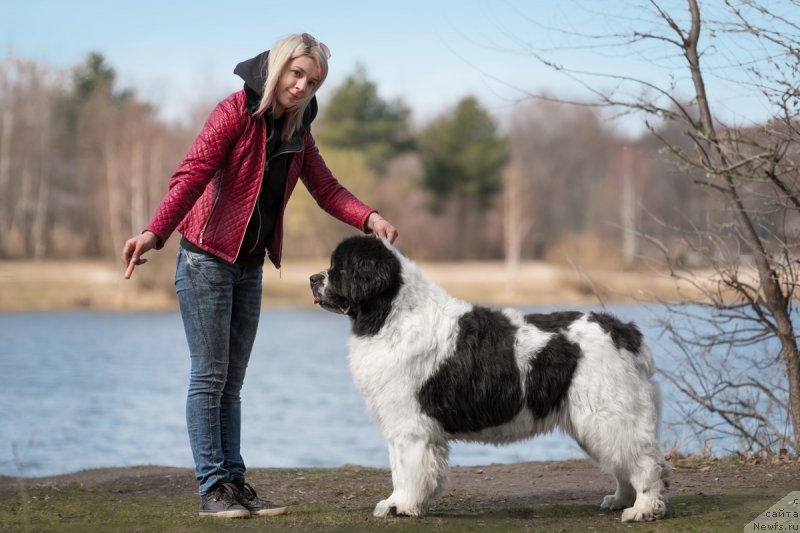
[367, 212, 399, 243]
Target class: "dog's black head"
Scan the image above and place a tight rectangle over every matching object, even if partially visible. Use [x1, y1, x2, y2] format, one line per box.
[310, 236, 402, 336]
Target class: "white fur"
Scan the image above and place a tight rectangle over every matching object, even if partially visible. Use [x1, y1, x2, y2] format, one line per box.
[323, 240, 670, 521]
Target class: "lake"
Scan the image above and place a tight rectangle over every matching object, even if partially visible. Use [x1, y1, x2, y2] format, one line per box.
[1, 305, 702, 478]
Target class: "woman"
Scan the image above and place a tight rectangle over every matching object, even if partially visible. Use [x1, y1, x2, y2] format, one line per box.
[121, 33, 398, 519]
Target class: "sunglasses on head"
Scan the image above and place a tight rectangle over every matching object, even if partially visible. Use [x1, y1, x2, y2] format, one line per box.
[302, 33, 331, 59]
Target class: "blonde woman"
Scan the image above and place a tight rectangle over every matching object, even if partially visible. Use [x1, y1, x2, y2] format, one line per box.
[121, 33, 398, 518]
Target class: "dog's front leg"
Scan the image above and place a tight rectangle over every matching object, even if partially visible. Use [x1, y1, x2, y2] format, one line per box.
[374, 432, 449, 517]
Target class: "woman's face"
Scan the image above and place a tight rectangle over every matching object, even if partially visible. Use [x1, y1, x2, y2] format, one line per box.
[274, 56, 321, 118]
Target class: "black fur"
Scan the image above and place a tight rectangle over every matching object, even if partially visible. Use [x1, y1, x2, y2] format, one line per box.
[417, 306, 523, 434]
[524, 311, 584, 333]
[321, 237, 403, 337]
[525, 333, 583, 419]
[522, 312, 587, 419]
[587, 312, 643, 353]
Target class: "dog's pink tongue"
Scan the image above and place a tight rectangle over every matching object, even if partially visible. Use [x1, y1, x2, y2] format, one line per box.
[313, 296, 320, 305]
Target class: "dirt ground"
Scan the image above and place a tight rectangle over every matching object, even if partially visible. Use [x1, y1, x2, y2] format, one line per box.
[1, 455, 796, 516]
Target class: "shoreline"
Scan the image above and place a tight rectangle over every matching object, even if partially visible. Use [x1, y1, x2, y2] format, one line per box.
[0, 257, 699, 313]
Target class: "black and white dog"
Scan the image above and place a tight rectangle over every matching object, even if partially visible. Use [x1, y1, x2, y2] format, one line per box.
[310, 236, 670, 522]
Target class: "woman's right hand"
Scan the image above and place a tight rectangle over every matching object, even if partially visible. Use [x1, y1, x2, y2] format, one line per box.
[121, 231, 159, 279]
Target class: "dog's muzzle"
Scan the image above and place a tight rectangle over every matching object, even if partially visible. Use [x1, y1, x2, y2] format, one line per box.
[309, 271, 350, 314]
[310, 272, 326, 305]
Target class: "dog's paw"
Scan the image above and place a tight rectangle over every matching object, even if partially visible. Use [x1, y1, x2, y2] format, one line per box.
[601, 494, 633, 510]
[621, 506, 654, 522]
[373, 498, 422, 518]
[373, 499, 396, 518]
[620, 502, 666, 522]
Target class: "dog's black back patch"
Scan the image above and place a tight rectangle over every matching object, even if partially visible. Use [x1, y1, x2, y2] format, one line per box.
[417, 307, 523, 434]
[587, 312, 642, 353]
[525, 333, 582, 419]
[524, 311, 584, 333]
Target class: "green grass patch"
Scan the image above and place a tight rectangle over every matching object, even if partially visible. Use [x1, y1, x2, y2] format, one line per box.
[0, 465, 795, 532]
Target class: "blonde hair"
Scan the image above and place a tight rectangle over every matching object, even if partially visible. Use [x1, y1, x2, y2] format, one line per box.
[255, 33, 329, 139]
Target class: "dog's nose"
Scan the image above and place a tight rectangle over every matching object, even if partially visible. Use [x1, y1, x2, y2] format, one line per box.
[310, 273, 323, 288]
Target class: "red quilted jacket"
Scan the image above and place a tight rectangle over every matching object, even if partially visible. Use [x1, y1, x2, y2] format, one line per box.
[144, 89, 376, 268]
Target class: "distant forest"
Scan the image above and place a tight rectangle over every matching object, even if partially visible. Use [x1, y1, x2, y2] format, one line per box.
[0, 51, 727, 268]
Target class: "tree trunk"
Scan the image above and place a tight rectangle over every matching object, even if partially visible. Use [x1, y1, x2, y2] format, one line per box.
[32, 114, 50, 259]
[621, 148, 636, 266]
[31, 170, 49, 259]
[454, 193, 470, 259]
[105, 139, 124, 257]
[0, 69, 14, 235]
[10, 159, 32, 256]
[786, 349, 800, 452]
[504, 167, 522, 291]
[148, 141, 164, 225]
[130, 140, 145, 234]
[685, 0, 800, 453]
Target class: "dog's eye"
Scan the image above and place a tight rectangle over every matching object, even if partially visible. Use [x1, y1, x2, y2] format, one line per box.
[329, 267, 348, 283]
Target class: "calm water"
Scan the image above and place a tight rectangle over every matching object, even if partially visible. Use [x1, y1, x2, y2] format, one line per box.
[2, 305, 689, 478]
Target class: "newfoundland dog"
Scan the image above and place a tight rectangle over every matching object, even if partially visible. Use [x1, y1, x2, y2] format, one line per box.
[310, 236, 669, 522]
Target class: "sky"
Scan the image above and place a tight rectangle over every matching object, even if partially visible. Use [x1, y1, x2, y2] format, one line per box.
[1, 1, 788, 134]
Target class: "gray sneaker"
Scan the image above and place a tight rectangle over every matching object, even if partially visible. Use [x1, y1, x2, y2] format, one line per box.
[232, 476, 288, 517]
[199, 482, 251, 518]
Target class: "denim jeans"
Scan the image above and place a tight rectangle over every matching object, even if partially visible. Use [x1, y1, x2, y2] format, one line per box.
[174, 247, 263, 494]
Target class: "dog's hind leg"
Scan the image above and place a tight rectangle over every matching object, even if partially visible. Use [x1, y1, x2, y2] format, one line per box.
[619, 455, 671, 522]
[572, 435, 636, 511]
[572, 424, 669, 521]
[572, 439, 632, 511]
[568, 401, 669, 521]
[565, 340, 670, 522]
[600, 474, 636, 511]
[579, 441, 636, 512]
[373, 432, 449, 517]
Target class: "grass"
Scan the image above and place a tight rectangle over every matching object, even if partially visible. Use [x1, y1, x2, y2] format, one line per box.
[1, 462, 794, 532]
[1, 486, 785, 532]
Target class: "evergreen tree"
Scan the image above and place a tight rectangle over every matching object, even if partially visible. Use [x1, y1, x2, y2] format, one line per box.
[318, 65, 413, 170]
[418, 96, 507, 257]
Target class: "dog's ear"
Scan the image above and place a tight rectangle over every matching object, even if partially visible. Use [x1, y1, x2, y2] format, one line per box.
[347, 245, 401, 303]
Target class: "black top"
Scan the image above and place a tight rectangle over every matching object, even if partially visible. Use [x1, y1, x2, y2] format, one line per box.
[235, 108, 288, 266]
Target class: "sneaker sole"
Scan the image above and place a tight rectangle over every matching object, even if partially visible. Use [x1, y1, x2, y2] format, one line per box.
[250, 506, 288, 517]
[199, 509, 251, 519]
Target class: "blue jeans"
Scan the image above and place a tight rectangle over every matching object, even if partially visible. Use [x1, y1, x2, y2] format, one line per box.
[174, 247, 263, 494]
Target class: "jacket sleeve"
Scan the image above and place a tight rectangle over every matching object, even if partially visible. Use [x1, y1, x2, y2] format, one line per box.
[299, 130, 376, 232]
[144, 94, 245, 247]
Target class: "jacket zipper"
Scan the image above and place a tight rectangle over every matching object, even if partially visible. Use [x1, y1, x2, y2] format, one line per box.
[273, 145, 301, 269]
[233, 136, 302, 262]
